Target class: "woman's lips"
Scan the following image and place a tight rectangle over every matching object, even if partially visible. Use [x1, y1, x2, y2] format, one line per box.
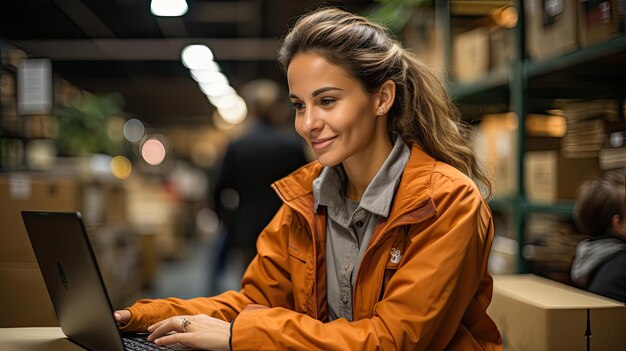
[311, 136, 336, 150]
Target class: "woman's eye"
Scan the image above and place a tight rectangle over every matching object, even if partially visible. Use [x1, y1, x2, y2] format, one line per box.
[291, 102, 305, 111]
[320, 98, 336, 106]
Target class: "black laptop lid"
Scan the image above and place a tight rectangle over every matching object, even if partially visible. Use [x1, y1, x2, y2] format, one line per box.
[22, 211, 125, 351]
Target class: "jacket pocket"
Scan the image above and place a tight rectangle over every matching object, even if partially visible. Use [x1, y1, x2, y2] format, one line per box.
[288, 241, 308, 263]
[287, 238, 309, 313]
[379, 262, 399, 300]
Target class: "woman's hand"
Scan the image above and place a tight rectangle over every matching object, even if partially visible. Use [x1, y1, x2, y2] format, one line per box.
[113, 310, 131, 326]
[146, 314, 231, 351]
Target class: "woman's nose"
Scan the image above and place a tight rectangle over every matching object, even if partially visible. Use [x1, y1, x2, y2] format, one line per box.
[302, 107, 323, 133]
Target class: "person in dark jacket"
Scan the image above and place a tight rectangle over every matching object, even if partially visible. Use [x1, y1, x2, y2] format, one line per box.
[211, 79, 309, 293]
[571, 172, 626, 303]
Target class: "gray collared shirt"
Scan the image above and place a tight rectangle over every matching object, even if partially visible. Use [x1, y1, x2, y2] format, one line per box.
[312, 135, 410, 321]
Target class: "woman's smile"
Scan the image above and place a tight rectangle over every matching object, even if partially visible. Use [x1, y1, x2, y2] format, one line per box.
[310, 136, 337, 150]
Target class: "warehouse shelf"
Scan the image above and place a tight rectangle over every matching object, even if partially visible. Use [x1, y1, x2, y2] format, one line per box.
[434, 0, 624, 273]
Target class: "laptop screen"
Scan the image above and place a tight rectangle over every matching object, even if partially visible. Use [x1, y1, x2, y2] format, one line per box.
[21, 211, 126, 351]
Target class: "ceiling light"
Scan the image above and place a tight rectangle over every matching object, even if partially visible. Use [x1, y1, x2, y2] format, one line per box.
[181, 45, 214, 69]
[190, 63, 221, 78]
[208, 93, 240, 109]
[201, 84, 235, 97]
[151, 0, 188, 17]
[193, 71, 228, 84]
[218, 99, 248, 125]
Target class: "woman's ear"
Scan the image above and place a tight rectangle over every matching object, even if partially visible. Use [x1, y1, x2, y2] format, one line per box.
[376, 80, 396, 116]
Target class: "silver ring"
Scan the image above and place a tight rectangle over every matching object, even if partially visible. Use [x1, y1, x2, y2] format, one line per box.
[181, 318, 191, 333]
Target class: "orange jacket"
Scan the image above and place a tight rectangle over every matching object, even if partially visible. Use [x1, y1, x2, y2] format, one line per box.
[122, 145, 502, 350]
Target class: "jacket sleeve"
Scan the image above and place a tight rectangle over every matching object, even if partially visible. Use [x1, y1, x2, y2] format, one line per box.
[119, 204, 297, 332]
[231, 172, 495, 350]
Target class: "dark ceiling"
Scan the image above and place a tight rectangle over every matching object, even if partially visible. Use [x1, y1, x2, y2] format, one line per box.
[0, 0, 374, 128]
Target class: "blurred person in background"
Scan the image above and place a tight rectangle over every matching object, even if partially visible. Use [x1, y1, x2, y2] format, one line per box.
[211, 78, 308, 294]
[571, 172, 626, 302]
[115, 8, 502, 350]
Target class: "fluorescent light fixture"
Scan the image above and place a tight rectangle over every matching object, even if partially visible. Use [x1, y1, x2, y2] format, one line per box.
[207, 85, 236, 97]
[209, 93, 240, 109]
[181, 45, 214, 69]
[199, 81, 232, 96]
[190, 64, 221, 78]
[151, 0, 188, 17]
[192, 70, 228, 84]
[218, 99, 248, 125]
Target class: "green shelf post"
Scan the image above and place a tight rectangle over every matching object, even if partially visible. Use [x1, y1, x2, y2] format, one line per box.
[511, 0, 529, 273]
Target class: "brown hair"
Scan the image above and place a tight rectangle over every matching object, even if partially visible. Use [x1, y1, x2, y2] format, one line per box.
[574, 173, 626, 236]
[278, 7, 492, 197]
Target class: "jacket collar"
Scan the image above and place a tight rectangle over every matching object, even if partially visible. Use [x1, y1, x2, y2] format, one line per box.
[272, 144, 436, 221]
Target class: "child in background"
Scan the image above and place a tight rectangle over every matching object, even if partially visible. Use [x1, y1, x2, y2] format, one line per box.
[571, 172, 626, 303]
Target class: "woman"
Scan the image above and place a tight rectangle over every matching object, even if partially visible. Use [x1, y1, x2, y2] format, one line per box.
[115, 8, 502, 350]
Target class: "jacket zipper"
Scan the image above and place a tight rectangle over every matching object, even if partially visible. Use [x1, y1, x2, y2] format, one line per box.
[272, 184, 320, 319]
[351, 201, 434, 320]
[311, 210, 325, 320]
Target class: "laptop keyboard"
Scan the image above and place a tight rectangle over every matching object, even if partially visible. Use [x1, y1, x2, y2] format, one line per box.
[123, 335, 177, 350]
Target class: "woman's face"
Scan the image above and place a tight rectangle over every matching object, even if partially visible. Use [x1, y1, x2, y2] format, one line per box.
[287, 52, 382, 167]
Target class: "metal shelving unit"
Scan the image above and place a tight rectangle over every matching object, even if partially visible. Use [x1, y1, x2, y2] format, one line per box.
[436, 0, 626, 273]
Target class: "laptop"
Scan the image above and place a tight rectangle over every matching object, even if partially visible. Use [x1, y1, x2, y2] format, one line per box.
[21, 211, 185, 351]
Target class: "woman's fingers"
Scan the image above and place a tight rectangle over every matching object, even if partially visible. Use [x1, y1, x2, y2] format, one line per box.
[147, 316, 188, 342]
[147, 318, 167, 333]
[153, 332, 191, 348]
[113, 310, 131, 325]
[146, 314, 230, 350]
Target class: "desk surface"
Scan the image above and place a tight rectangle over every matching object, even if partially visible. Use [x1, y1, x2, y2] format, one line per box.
[0, 328, 83, 351]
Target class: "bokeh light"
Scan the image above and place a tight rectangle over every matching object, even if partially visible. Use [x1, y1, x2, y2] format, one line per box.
[111, 155, 132, 179]
[181, 45, 214, 70]
[196, 207, 220, 239]
[150, 0, 188, 17]
[123, 118, 145, 143]
[218, 97, 247, 125]
[191, 67, 224, 82]
[141, 138, 166, 166]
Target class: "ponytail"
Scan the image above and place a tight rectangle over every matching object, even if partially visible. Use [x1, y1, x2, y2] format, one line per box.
[394, 51, 492, 198]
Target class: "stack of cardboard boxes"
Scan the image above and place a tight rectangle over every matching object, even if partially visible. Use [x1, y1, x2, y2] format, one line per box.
[453, 0, 626, 83]
[0, 175, 82, 326]
[0, 173, 136, 327]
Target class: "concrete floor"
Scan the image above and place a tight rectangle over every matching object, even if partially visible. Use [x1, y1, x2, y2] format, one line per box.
[142, 235, 245, 300]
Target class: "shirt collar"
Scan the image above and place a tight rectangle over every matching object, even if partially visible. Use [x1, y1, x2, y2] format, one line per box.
[312, 134, 410, 218]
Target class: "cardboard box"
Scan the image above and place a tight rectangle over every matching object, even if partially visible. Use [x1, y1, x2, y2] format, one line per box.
[0, 174, 83, 261]
[525, 151, 600, 202]
[489, 27, 514, 72]
[488, 274, 626, 351]
[0, 260, 58, 327]
[453, 27, 490, 83]
[474, 113, 518, 198]
[401, 8, 444, 69]
[105, 183, 127, 225]
[525, 0, 579, 60]
[579, 0, 621, 47]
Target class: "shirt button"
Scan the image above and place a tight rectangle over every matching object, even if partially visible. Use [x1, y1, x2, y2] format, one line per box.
[355, 220, 364, 228]
[341, 295, 349, 303]
[343, 262, 350, 272]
